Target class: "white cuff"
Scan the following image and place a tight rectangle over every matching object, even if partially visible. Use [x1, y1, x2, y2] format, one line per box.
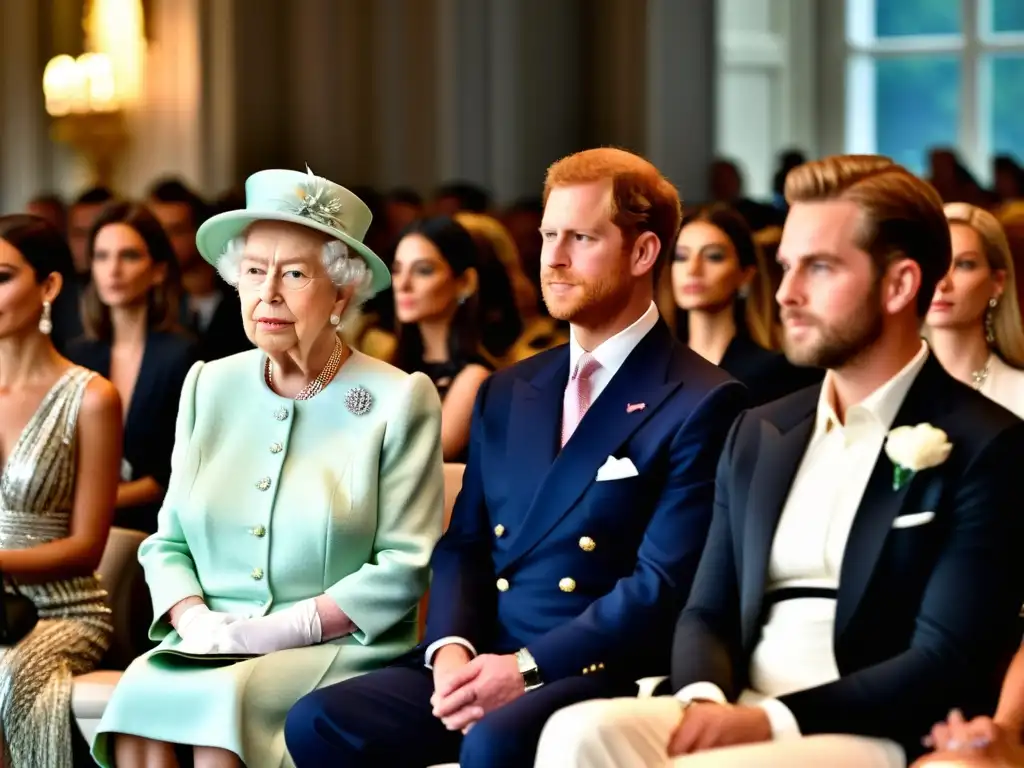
[424, 636, 477, 668]
[674, 681, 728, 705]
[754, 697, 802, 740]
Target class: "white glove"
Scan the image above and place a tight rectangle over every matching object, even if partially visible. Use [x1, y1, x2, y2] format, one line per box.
[210, 599, 323, 655]
[175, 604, 244, 654]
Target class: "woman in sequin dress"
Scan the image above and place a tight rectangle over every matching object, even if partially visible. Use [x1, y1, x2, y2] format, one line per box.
[0, 214, 123, 767]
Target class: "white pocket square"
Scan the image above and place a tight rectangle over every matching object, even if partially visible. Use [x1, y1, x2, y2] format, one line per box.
[892, 511, 935, 529]
[595, 456, 639, 482]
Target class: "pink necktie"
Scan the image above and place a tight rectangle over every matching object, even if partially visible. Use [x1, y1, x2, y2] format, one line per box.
[562, 352, 601, 447]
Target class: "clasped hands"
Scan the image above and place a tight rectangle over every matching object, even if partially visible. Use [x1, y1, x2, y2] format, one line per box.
[429, 645, 526, 733]
[175, 602, 322, 655]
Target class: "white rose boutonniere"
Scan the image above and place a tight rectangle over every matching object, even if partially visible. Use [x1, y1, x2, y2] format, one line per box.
[884, 423, 953, 491]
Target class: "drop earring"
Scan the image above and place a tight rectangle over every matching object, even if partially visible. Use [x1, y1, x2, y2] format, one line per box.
[38, 300, 52, 335]
[985, 296, 998, 344]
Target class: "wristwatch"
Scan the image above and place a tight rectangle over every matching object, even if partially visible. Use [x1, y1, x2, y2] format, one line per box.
[515, 648, 544, 691]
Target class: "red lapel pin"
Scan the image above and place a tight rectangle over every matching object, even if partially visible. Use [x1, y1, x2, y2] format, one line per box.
[626, 402, 646, 413]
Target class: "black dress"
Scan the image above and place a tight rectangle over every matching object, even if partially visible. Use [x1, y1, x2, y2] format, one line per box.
[718, 333, 822, 406]
[418, 354, 494, 463]
[66, 331, 199, 533]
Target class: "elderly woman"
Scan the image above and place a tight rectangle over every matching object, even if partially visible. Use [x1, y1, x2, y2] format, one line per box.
[91, 167, 445, 768]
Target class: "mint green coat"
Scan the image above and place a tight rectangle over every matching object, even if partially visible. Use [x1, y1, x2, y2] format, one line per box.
[92, 349, 444, 768]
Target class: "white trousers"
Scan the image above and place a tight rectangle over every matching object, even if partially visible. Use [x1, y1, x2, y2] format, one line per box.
[534, 696, 907, 768]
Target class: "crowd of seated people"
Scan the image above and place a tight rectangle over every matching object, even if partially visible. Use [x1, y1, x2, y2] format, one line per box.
[0, 142, 1023, 768]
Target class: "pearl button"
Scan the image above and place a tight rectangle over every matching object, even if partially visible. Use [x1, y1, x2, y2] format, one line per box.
[559, 577, 576, 593]
[251, 567, 264, 580]
[578, 536, 596, 552]
[494, 524, 505, 538]
[256, 477, 271, 491]
[496, 578, 509, 592]
[251, 525, 266, 537]
[269, 442, 283, 454]
[274, 407, 289, 421]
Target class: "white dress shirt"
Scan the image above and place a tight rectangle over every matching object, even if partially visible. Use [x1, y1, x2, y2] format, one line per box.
[676, 341, 930, 738]
[980, 353, 1024, 419]
[425, 302, 661, 667]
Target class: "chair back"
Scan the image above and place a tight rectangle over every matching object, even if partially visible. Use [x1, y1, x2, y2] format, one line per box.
[96, 527, 150, 669]
[419, 463, 465, 639]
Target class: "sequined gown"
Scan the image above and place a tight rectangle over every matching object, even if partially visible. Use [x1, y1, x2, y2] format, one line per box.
[0, 367, 113, 767]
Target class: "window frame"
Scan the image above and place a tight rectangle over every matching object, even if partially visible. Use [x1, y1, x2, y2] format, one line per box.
[839, 0, 1024, 179]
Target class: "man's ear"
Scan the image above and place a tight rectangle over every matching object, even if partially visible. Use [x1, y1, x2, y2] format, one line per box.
[631, 232, 661, 278]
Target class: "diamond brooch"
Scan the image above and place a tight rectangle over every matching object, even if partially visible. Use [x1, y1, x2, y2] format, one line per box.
[345, 386, 373, 416]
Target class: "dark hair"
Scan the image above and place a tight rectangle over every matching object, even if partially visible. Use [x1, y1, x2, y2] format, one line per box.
[81, 202, 184, 341]
[466, 228, 523, 358]
[393, 216, 483, 374]
[674, 204, 776, 349]
[0, 215, 78, 338]
[388, 188, 424, 207]
[73, 186, 114, 206]
[29, 193, 66, 211]
[507, 196, 544, 215]
[148, 178, 210, 230]
[434, 182, 491, 213]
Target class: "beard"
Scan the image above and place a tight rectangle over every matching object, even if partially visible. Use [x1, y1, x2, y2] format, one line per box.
[782, 285, 885, 370]
[541, 266, 632, 327]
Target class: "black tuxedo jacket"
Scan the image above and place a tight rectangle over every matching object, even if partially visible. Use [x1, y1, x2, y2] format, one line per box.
[671, 354, 1024, 758]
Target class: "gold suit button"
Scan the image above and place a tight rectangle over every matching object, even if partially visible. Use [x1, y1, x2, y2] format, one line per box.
[251, 525, 266, 537]
[251, 567, 264, 580]
[269, 442, 283, 454]
[494, 524, 505, 538]
[496, 577, 510, 592]
[578, 536, 596, 552]
[256, 477, 271, 491]
[559, 577, 576, 593]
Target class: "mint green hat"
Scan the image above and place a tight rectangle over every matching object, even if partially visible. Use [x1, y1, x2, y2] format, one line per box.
[196, 166, 390, 294]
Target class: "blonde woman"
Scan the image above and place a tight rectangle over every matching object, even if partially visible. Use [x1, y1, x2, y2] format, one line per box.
[926, 202, 1024, 417]
[454, 212, 568, 363]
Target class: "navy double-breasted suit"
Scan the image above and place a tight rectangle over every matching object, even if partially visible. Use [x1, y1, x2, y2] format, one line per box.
[286, 319, 748, 768]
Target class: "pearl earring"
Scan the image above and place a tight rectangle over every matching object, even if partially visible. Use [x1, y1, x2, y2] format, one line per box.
[329, 313, 341, 326]
[38, 301, 52, 335]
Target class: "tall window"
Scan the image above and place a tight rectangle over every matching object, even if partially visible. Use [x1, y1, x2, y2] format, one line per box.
[845, 0, 1024, 176]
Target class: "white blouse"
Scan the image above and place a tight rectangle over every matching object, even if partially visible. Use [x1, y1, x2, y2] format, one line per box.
[980, 354, 1024, 419]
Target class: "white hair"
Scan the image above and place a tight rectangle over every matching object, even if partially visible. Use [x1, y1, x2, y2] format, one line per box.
[216, 234, 375, 328]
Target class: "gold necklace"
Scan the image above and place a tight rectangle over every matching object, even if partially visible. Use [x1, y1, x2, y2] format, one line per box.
[971, 360, 991, 391]
[266, 337, 345, 400]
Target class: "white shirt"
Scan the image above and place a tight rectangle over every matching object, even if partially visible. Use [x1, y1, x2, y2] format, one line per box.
[425, 301, 661, 667]
[676, 341, 930, 738]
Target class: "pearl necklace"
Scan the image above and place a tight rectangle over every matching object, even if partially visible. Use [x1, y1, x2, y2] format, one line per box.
[265, 337, 345, 400]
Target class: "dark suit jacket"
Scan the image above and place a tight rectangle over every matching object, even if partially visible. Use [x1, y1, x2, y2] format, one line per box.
[182, 284, 253, 362]
[719, 334, 822, 407]
[425, 320, 748, 684]
[671, 355, 1024, 758]
[67, 331, 199, 533]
